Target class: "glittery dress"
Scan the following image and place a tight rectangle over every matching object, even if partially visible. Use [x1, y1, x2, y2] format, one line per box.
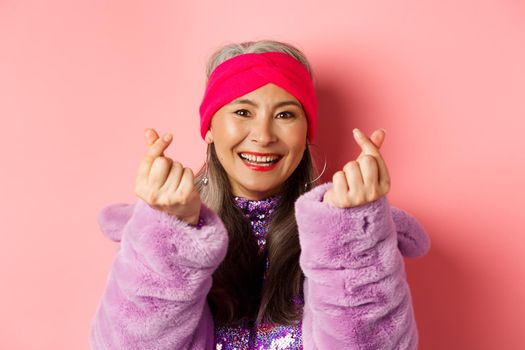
[214, 194, 304, 350]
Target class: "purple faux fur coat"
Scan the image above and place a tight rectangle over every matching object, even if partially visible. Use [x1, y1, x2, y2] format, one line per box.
[90, 182, 430, 349]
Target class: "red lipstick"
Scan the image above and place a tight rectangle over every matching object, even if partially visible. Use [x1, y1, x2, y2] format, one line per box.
[238, 152, 282, 172]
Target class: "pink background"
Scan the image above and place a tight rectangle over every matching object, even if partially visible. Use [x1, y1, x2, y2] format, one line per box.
[1, 0, 524, 349]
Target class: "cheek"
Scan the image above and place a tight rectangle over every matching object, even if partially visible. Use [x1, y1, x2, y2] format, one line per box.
[211, 120, 244, 164]
[213, 116, 245, 141]
[284, 124, 308, 154]
[290, 146, 306, 166]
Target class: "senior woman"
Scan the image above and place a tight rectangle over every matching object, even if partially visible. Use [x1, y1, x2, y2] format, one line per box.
[90, 40, 430, 349]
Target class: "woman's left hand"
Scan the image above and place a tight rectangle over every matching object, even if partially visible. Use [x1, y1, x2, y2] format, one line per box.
[323, 128, 391, 208]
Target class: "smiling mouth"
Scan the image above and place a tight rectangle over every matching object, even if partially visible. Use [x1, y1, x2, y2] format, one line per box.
[238, 153, 282, 167]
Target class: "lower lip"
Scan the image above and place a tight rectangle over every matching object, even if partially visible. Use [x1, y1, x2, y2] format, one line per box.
[240, 157, 281, 172]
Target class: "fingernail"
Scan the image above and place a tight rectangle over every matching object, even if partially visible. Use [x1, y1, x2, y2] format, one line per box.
[163, 133, 172, 142]
[380, 128, 386, 133]
[353, 128, 361, 137]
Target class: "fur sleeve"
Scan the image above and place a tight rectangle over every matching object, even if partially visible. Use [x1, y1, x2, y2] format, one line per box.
[295, 182, 428, 349]
[89, 199, 228, 350]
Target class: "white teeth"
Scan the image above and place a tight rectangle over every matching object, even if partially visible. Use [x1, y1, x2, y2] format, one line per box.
[240, 153, 279, 163]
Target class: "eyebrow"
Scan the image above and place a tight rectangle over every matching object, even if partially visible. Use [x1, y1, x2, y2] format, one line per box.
[228, 98, 302, 109]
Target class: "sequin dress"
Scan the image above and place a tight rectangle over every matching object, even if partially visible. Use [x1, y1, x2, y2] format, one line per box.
[214, 194, 304, 350]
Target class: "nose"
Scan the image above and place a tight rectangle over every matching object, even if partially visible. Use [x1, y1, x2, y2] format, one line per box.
[250, 116, 277, 145]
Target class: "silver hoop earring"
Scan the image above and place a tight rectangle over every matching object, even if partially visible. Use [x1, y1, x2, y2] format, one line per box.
[202, 144, 210, 186]
[304, 143, 327, 190]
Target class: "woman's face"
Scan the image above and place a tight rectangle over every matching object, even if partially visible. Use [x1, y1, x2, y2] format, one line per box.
[205, 83, 308, 200]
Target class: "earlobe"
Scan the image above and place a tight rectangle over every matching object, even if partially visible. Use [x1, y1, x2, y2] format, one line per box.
[205, 130, 214, 144]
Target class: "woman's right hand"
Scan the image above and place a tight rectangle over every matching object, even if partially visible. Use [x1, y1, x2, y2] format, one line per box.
[134, 128, 201, 225]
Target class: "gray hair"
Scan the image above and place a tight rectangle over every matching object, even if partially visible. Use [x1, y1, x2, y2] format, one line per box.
[205, 40, 315, 83]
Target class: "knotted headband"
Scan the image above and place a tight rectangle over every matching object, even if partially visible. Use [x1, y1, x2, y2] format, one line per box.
[199, 51, 317, 142]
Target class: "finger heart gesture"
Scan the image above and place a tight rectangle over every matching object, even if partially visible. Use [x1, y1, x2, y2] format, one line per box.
[323, 128, 391, 209]
[134, 128, 201, 225]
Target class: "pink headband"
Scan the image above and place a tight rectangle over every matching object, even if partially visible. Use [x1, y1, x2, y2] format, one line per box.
[199, 51, 317, 142]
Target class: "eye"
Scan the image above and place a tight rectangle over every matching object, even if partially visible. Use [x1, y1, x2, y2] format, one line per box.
[276, 111, 295, 119]
[234, 109, 250, 117]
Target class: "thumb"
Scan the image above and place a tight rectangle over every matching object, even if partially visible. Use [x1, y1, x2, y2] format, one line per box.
[357, 128, 386, 159]
[370, 128, 386, 149]
[144, 128, 160, 146]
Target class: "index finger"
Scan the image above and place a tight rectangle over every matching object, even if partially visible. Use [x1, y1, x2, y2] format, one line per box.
[353, 128, 391, 186]
[353, 128, 382, 157]
[357, 128, 385, 159]
[136, 131, 173, 181]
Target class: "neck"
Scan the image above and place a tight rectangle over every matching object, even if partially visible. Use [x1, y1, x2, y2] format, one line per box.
[230, 185, 283, 201]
